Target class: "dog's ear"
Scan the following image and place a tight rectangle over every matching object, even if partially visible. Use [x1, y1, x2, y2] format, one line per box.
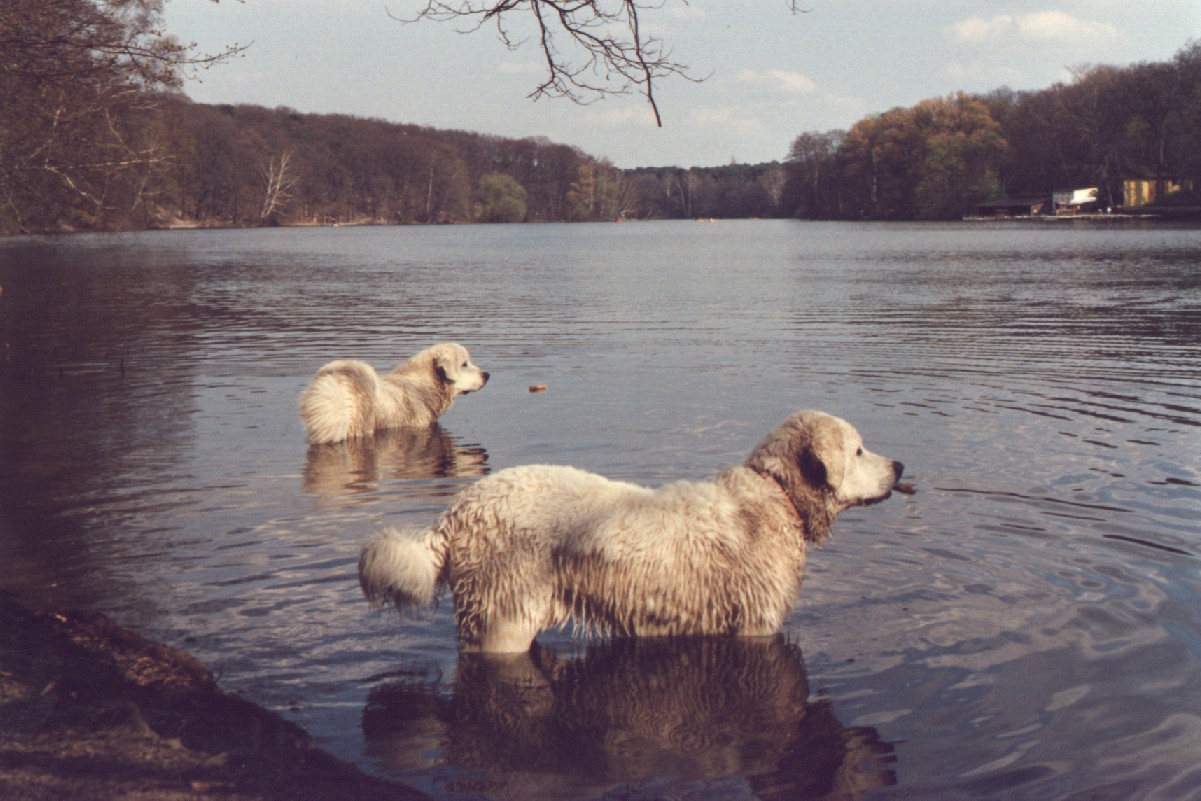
[798, 427, 846, 491]
[432, 350, 456, 384]
[798, 446, 829, 488]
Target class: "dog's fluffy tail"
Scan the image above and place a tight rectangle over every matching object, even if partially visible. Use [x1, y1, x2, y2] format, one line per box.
[358, 527, 447, 610]
[299, 360, 377, 445]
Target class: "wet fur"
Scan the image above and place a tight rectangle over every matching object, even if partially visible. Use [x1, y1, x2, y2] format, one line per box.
[359, 410, 904, 652]
[299, 343, 488, 445]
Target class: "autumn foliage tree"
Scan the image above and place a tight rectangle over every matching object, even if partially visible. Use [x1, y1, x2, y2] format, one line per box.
[832, 92, 1005, 220]
[911, 94, 1006, 219]
[784, 42, 1201, 220]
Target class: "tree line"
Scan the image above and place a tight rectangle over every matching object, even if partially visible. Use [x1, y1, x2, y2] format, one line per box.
[0, 0, 775, 231]
[152, 102, 790, 225]
[782, 41, 1201, 220]
[2, 0, 1197, 232]
[2, 81, 790, 231]
[151, 99, 640, 227]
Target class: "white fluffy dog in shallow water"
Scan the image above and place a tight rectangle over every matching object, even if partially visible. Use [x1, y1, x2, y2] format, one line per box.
[299, 343, 488, 445]
[359, 410, 908, 652]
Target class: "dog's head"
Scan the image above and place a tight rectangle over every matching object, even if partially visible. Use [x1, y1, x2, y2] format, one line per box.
[746, 411, 904, 544]
[430, 343, 489, 396]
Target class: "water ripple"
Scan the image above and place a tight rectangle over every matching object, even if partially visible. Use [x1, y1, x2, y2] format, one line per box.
[2, 221, 1200, 800]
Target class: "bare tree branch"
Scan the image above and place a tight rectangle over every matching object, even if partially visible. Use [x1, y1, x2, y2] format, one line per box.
[390, 1, 701, 126]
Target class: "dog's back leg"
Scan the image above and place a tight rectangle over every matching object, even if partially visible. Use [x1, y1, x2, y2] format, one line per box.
[472, 619, 541, 654]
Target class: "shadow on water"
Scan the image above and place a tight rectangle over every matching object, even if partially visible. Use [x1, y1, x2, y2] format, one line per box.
[362, 636, 895, 801]
[303, 425, 490, 499]
[0, 242, 202, 615]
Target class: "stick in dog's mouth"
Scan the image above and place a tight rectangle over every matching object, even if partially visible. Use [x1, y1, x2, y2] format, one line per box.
[892, 481, 917, 495]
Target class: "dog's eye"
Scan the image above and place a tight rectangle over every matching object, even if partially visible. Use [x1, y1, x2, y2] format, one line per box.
[856, 447, 863, 457]
[461, 361, 468, 368]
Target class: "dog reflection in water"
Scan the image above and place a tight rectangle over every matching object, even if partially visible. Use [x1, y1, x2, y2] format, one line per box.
[362, 637, 895, 801]
[302, 425, 488, 498]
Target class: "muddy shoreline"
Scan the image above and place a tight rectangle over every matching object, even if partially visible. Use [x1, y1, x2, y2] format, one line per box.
[0, 594, 428, 800]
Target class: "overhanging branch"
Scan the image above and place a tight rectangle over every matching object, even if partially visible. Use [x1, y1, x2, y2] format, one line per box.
[391, 1, 701, 126]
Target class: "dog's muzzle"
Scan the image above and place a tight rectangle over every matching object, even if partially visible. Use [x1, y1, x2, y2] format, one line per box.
[461, 372, 489, 394]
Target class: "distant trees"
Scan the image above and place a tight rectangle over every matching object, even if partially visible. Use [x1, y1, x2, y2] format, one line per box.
[2, 86, 796, 230]
[784, 92, 1005, 220]
[3, 12, 1196, 233]
[779, 131, 843, 219]
[911, 94, 1006, 219]
[0, 0, 239, 233]
[622, 163, 786, 220]
[1172, 41, 1201, 180]
[82, 98, 639, 228]
[987, 44, 1201, 209]
[478, 172, 527, 222]
[782, 41, 1201, 219]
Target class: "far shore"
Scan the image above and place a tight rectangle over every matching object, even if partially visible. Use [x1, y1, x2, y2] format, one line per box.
[963, 206, 1201, 222]
[4, 207, 1198, 238]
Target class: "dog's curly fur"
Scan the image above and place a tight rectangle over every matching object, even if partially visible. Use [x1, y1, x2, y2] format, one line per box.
[359, 410, 905, 652]
[299, 343, 488, 445]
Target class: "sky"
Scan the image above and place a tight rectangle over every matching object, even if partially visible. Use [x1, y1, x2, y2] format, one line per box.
[163, 1, 1201, 169]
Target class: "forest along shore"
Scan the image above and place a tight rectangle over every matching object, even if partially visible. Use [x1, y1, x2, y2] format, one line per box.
[0, 594, 428, 801]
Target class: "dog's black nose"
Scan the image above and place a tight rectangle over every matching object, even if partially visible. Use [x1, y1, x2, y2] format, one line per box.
[482, 372, 491, 382]
[892, 460, 905, 478]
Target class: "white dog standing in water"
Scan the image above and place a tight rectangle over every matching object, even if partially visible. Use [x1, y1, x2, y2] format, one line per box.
[299, 343, 488, 445]
[359, 410, 910, 652]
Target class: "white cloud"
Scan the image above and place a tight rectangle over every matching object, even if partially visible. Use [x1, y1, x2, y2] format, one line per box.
[1018, 11, 1119, 43]
[588, 104, 661, 129]
[952, 11, 1119, 48]
[735, 69, 818, 94]
[768, 69, 818, 94]
[689, 105, 764, 135]
[952, 15, 1011, 43]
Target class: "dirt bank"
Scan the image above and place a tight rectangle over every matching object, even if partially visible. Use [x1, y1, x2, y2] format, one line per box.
[0, 595, 428, 800]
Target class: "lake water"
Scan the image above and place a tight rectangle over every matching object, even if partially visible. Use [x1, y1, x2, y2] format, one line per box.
[1, 220, 1199, 800]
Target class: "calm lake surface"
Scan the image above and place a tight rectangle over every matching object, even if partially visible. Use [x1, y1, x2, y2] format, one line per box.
[2, 220, 1200, 800]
